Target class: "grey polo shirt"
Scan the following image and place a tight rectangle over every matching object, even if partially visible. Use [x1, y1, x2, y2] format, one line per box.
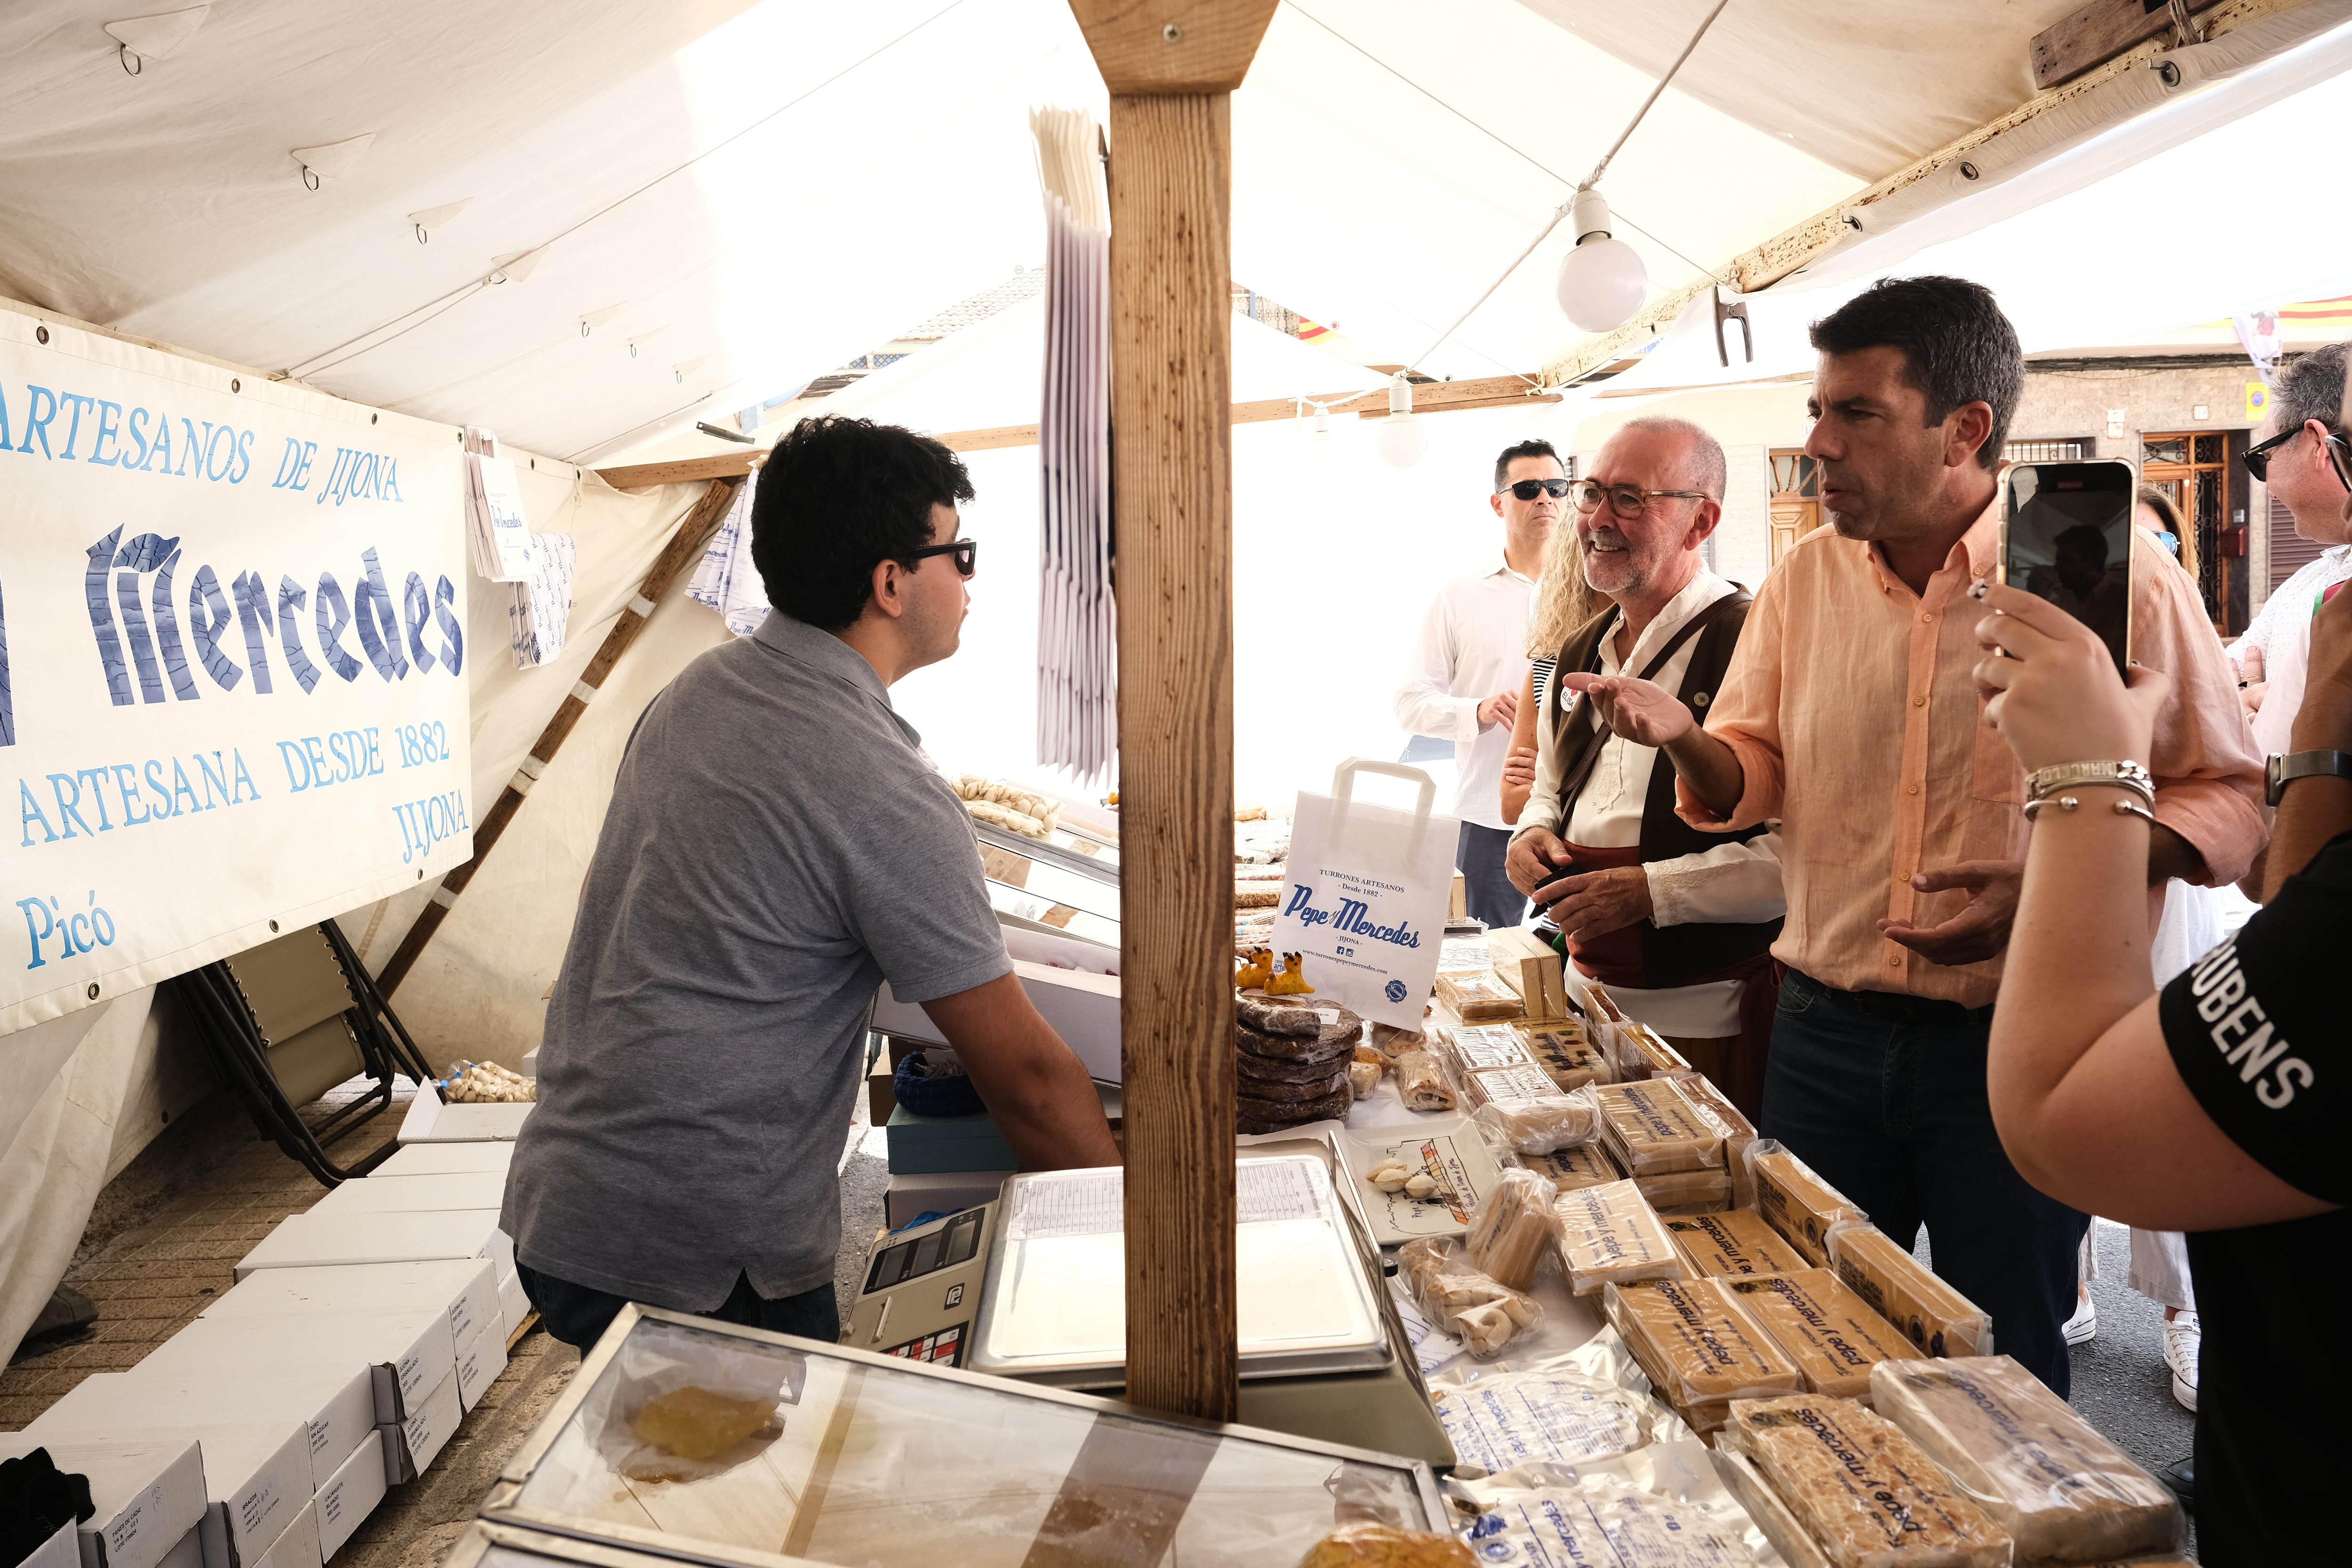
[502, 610, 1011, 1307]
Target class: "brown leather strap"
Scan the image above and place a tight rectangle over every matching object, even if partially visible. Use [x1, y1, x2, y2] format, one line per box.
[1555, 588, 1751, 805]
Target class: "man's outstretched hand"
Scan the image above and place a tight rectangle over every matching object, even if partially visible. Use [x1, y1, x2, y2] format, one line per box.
[1557, 671, 1695, 746]
[1878, 860, 2023, 967]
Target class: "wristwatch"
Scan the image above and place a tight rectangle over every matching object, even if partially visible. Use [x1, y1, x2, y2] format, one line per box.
[2265, 749, 2352, 806]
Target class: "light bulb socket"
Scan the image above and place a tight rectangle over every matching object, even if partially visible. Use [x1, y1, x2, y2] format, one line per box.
[1387, 375, 1414, 417]
[1571, 186, 1613, 247]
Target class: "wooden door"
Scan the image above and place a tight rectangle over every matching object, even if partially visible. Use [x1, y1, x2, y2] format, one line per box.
[1768, 450, 1823, 569]
[2143, 430, 2246, 634]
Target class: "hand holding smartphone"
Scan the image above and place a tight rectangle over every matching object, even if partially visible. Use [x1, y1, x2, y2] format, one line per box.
[2001, 459, 2136, 676]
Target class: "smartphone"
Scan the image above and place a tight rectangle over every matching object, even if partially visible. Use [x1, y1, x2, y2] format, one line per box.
[1532, 864, 1585, 897]
[2001, 459, 2136, 675]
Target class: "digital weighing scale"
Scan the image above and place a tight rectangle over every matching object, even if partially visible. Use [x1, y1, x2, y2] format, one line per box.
[841, 1201, 999, 1368]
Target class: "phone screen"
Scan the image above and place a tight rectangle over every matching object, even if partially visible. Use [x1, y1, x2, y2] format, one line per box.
[2002, 460, 2136, 674]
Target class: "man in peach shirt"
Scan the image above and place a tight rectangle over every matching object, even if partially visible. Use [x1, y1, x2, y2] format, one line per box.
[1565, 277, 2263, 1394]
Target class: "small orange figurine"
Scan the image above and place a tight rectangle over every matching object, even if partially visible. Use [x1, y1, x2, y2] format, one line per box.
[1264, 952, 1315, 995]
[1233, 948, 1274, 990]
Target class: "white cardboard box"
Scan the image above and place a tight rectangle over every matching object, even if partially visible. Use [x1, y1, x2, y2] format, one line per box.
[19, 1414, 307, 1568]
[156, 1526, 201, 1568]
[0, 1436, 207, 1568]
[137, 1310, 456, 1419]
[249, 1501, 317, 1568]
[38, 1367, 372, 1495]
[875, 959, 1119, 1082]
[378, 1372, 461, 1484]
[884, 1169, 1013, 1230]
[312, 1433, 385, 1562]
[451, 1316, 507, 1412]
[495, 1270, 529, 1342]
[396, 1083, 533, 1144]
[24, 1519, 80, 1568]
[234, 1210, 511, 1284]
[200, 1261, 499, 1362]
[307, 1172, 508, 1218]
[369, 1143, 513, 1179]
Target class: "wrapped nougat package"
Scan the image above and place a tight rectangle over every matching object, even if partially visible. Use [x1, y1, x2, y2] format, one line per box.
[1436, 933, 1492, 978]
[1462, 1062, 1559, 1110]
[1552, 1178, 1687, 1295]
[1464, 1166, 1557, 1290]
[1720, 1394, 2011, 1568]
[1612, 1021, 1696, 1083]
[1719, 1269, 1921, 1402]
[1438, 1022, 1535, 1076]
[1870, 1355, 2183, 1563]
[1470, 1087, 1600, 1156]
[1634, 1167, 1734, 1215]
[1393, 1237, 1542, 1359]
[1711, 1449, 1833, 1568]
[1601, 1276, 1806, 1432]
[1513, 1024, 1613, 1091]
[1393, 1050, 1457, 1113]
[1824, 1219, 1993, 1359]
[1667, 1210, 1810, 1279]
[1677, 1075, 1758, 1207]
[1597, 1078, 1725, 1176]
[1437, 973, 1524, 1022]
[1746, 1139, 1864, 1266]
[1526, 1141, 1620, 1196]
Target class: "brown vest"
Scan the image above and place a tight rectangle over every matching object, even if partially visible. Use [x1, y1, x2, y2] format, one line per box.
[1549, 590, 1781, 989]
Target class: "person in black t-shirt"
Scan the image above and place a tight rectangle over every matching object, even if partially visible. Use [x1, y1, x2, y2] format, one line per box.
[1970, 578, 2344, 1567]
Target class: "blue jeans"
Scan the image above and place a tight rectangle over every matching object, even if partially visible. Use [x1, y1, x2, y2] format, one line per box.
[1457, 821, 1526, 930]
[517, 1261, 840, 1352]
[1761, 969, 2089, 1396]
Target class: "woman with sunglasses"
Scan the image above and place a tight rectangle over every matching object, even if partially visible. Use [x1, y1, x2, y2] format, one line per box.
[1971, 569, 2346, 1563]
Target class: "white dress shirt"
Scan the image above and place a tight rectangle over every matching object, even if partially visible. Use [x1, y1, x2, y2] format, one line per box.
[1511, 565, 1785, 1037]
[2235, 544, 2352, 757]
[1394, 563, 1534, 831]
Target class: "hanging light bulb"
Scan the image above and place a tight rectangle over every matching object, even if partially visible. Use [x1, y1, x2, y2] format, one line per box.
[1375, 375, 1428, 468]
[1555, 186, 1646, 332]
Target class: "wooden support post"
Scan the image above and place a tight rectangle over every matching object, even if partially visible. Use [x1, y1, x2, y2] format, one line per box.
[1068, 0, 1277, 1425]
[375, 475, 742, 994]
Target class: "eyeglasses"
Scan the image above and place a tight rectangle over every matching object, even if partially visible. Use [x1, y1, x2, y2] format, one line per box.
[2244, 421, 2352, 485]
[906, 538, 978, 577]
[1499, 478, 1573, 501]
[1568, 479, 1709, 519]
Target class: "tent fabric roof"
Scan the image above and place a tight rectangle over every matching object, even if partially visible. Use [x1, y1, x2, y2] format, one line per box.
[0, 0, 2161, 462]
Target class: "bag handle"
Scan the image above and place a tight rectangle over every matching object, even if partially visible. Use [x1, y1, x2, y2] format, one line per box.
[1330, 758, 1436, 820]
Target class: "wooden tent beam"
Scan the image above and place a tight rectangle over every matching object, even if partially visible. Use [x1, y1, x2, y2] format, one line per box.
[1070, 0, 1278, 1427]
[374, 475, 743, 995]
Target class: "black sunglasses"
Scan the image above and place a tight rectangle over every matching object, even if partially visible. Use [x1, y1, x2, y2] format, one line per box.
[2244, 421, 2352, 485]
[1499, 478, 1573, 501]
[905, 538, 977, 577]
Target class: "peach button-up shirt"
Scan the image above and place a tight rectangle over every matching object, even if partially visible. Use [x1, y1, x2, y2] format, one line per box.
[1677, 497, 2264, 1008]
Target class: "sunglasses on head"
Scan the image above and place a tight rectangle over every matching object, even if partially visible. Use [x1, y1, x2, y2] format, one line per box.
[1499, 478, 1573, 501]
[906, 538, 978, 577]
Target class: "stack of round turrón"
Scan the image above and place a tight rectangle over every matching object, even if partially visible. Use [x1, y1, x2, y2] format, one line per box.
[1235, 993, 1364, 1134]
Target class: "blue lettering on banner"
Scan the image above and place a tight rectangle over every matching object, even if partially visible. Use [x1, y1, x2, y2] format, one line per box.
[17, 749, 263, 847]
[393, 788, 469, 865]
[17, 889, 119, 970]
[275, 728, 383, 792]
[1280, 883, 1422, 949]
[392, 722, 448, 769]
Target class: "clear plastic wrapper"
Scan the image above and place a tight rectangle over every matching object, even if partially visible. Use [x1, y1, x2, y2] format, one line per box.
[1718, 1270, 1920, 1402]
[1394, 1050, 1458, 1112]
[1439, 1023, 1536, 1076]
[1719, 1395, 2011, 1568]
[1667, 1211, 1812, 1279]
[1295, 1523, 1474, 1567]
[1394, 1238, 1542, 1359]
[1446, 1441, 1781, 1566]
[1462, 1063, 1559, 1110]
[1470, 1087, 1601, 1156]
[1613, 1022, 1698, 1082]
[1514, 1024, 1614, 1091]
[1464, 1167, 1557, 1290]
[1637, 1168, 1736, 1215]
[1576, 982, 1629, 1059]
[1602, 1277, 1806, 1433]
[1745, 1141, 1864, 1267]
[1869, 1356, 2182, 1562]
[1679, 1077, 1758, 1208]
[1437, 973, 1524, 1022]
[1526, 1142, 1621, 1196]
[1712, 1449, 1832, 1568]
[1436, 934, 1492, 978]
[1553, 1178, 1688, 1296]
[1369, 1021, 1428, 1059]
[1598, 1079, 1727, 1176]
[1348, 1060, 1383, 1099]
[1426, 1361, 1676, 1476]
[1823, 1220, 1993, 1359]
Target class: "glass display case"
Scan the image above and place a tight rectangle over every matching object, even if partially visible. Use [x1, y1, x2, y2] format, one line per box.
[484, 1305, 1445, 1568]
[973, 819, 1120, 947]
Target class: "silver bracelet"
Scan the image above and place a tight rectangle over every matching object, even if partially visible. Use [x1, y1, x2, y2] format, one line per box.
[2027, 760, 2154, 805]
[2023, 793, 2158, 827]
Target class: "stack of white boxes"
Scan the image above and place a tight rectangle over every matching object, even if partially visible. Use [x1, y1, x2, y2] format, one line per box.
[21, 1140, 527, 1566]
[0, 1436, 208, 1568]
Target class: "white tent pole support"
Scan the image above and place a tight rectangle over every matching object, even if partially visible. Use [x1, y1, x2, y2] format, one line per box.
[1539, 0, 2320, 389]
[374, 474, 743, 994]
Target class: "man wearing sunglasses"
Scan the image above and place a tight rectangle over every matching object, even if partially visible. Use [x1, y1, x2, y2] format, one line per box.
[505, 414, 1119, 1352]
[1395, 439, 1565, 928]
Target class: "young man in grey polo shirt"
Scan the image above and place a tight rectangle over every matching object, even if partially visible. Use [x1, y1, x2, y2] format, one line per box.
[503, 415, 1120, 1350]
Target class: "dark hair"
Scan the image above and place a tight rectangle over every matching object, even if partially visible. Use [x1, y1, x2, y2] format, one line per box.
[1494, 438, 1563, 492]
[2275, 342, 2348, 436]
[751, 414, 974, 631]
[1808, 276, 2021, 470]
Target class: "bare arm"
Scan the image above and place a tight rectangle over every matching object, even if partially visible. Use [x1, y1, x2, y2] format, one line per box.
[921, 972, 1121, 1170]
[1500, 668, 1541, 826]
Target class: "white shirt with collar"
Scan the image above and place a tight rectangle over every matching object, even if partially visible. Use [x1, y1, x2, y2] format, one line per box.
[1394, 562, 1534, 831]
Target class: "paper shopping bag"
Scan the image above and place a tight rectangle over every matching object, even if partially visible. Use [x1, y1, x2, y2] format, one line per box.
[1273, 760, 1459, 1030]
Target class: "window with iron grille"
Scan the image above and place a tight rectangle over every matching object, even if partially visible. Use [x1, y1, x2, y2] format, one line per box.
[2003, 439, 2089, 462]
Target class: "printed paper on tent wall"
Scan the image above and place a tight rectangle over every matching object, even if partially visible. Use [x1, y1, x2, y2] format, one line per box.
[0, 310, 473, 1034]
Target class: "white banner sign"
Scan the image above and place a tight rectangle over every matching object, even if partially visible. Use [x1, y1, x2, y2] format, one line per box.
[0, 312, 473, 1034]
